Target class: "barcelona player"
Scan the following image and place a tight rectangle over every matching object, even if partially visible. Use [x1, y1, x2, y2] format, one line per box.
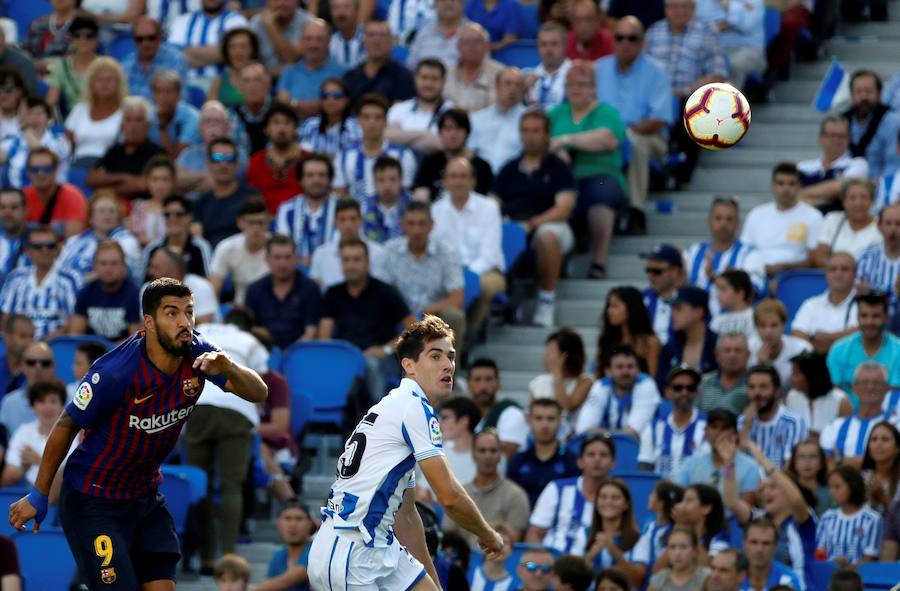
[8, 278, 268, 590]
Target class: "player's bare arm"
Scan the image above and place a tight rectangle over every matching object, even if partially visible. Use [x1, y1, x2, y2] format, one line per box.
[8, 410, 81, 532]
[394, 488, 443, 590]
[193, 350, 268, 403]
[418, 455, 504, 559]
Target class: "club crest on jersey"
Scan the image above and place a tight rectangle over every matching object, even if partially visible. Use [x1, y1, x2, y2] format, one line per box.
[429, 416, 442, 445]
[74, 382, 93, 410]
[100, 567, 116, 584]
[183, 377, 201, 397]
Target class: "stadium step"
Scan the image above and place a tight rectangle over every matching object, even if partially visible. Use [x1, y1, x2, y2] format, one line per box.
[792, 60, 897, 81]
[828, 39, 900, 61]
[740, 121, 820, 148]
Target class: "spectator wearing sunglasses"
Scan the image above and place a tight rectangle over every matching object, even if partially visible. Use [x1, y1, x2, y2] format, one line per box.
[45, 16, 100, 116]
[299, 78, 362, 157]
[142, 195, 212, 281]
[0, 342, 58, 436]
[23, 149, 87, 240]
[122, 17, 190, 101]
[656, 286, 719, 389]
[193, 138, 260, 248]
[515, 547, 555, 591]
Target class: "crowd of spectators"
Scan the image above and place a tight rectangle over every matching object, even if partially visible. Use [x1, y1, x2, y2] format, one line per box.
[0, 0, 897, 589]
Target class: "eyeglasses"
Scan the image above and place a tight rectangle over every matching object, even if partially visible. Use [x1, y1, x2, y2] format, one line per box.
[164, 210, 188, 219]
[24, 358, 53, 367]
[645, 266, 668, 275]
[320, 91, 346, 100]
[71, 31, 98, 39]
[209, 152, 237, 163]
[133, 34, 160, 43]
[27, 165, 55, 175]
[0, 84, 19, 93]
[614, 33, 641, 43]
[670, 383, 698, 393]
[521, 562, 552, 574]
[28, 241, 57, 250]
[854, 380, 887, 388]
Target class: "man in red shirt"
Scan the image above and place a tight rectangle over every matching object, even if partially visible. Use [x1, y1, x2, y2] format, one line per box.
[566, 0, 614, 61]
[23, 148, 86, 238]
[247, 103, 307, 214]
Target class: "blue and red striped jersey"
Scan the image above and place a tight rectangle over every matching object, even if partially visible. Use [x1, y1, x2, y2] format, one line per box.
[63, 330, 228, 499]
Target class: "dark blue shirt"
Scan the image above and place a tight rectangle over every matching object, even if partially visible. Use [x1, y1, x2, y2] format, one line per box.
[63, 331, 227, 500]
[656, 328, 719, 389]
[507, 442, 580, 507]
[74, 279, 142, 341]
[494, 153, 576, 221]
[245, 272, 323, 349]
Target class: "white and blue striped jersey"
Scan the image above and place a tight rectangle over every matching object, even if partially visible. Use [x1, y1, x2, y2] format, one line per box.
[574, 374, 661, 436]
[819, 411, 898, 460]
[642, 289, 673, 346]
[737, 405, 808, 469]
[56, 227, 142, 280]
[167, 9, 248, 86]
[274, 195, 338, 261]
[856, 243, 900, 309]
[330, 27, 366, 68]
[147, 0, 201, 33]
[529, 476, 594, 555]
[321, 378, 444, 547]
[630, 520, 671, 568]
[639, 409, 708, 479]
[388, 0, 435, 41]
[816, 505, 883, 563]
[592, 534, 634, 571]
[525, 60, 571, 111]
[682, 239, 766, 317]
[874, 173, 900, 212]
[0, 231, 27, 284]
[883, 389, 900, 424]
[469, 566, 514, 591]
[0, 266, 81, 339]
[1, 129, 71, 189]
[333, 143, 418, 201]
[299, 116, 362, 156]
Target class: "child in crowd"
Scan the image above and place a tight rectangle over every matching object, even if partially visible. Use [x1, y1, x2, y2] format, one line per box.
[214, 554, 252, 591]
[669, 484, 730, 566]
[816, 465, 883, 567]
[647, 527, 710, 591]
[261, 499, 316, 591]
[469, 523, 515, 591]
[786, 438, 832, 515]
[585, 479, 644, 587]
[710, 269, 756, 340]
[551, 555, 593, 591]
[748, 299, 812, 390]
[632, 480, 685, 578]
[594, 568, 630, 591]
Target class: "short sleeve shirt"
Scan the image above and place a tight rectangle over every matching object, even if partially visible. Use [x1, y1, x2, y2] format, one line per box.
[322, 278, 410, 350]
[245, 273, 323, 349]
[265, 543, 312, 591]
[74, 279, 142, 341]
[547, 101, 628, 190]
[494, 153, 576, 221]
[24, 183, 87, 224]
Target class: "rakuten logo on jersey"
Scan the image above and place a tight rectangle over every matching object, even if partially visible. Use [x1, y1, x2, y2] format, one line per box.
[128, 406, 194, 434]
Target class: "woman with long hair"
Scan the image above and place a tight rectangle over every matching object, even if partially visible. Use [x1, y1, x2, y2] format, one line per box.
[64, 57, 128, 167]
[861, 421, 900, 514]
[784, 351, 851, 436]
[662, 484, 728, 570]
[632, 480, 685, 576]
[529, 327, 593, 434]
[298, 78, 362, 156]
[597, 286, 660, 377]
[786, 438, 832, 515]
[585, 479, 645, 586]
[647, 527, 710, 591]
[208, 28, 260, 109]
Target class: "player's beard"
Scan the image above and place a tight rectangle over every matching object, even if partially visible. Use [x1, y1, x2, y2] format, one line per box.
[160, 330, 192, 357]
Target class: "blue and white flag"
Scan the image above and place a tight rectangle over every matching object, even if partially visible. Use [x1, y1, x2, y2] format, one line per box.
[813, 58, 851, 112]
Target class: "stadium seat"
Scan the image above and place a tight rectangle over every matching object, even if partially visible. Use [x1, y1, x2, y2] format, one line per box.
[14, 530, 78, 591]
[158, 470, 193, 534]
[0, 488, 27, 537]
[517, 3, 539, 39]
[809, 561, 836, 591]
[611, 433, 640, 471]
[391, 45, 409, 64]
[290, 389, 312, 439]
[501, 222, 527, 270]
[464, 267, 481, 309]
[160, 464, 207, 504]
[764, 6, 782, 47]
[609, 471, 660, 526]
[186, 86, 207, 108]
[5, 0, 52, 45]
[48, 335, 115, 384]
[269, 345, 283, 372]
[107, 33, 136, 61]
[68, 166, 91, 197]
[775, 269, 827, 331]
[493, 40, 540, 69]
[856, 562, 900, 589]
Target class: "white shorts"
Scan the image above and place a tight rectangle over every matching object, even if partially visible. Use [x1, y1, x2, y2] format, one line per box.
[307, 519, 427, 590]
[533, 221, 574, 254]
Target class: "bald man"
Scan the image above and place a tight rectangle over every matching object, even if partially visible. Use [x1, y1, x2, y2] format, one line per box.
[276, 19, 346, 118]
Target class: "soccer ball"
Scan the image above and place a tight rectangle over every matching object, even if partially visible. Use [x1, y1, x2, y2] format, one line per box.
[683, 83, 752, 150]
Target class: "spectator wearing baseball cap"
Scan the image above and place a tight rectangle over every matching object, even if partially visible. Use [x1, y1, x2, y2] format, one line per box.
[641, 243, 685, 347]
[656, 285, 718, 388]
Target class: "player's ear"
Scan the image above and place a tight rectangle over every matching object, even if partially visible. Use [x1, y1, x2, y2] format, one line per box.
[400, 356, 415, 377]
[143, 314, 155, 334]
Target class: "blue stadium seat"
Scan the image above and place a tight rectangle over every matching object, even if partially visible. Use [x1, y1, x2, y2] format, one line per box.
[775, 269, 827, 331]
[290, 389, 312, 439]
[14, 530, 78, 591]
[0, 488, 27, 537]
[391, 45, 409, 64]
[158, 470, 193, 534]
[857, 562, 900, 589]
[809, 561, 836, 591]
[186, 86, 207, 108]
[269, 345, 283, 372]
[764, 6, 782, 47]
[517, 3, 539, 39]
[160, 464, 207, 503]
[464, 267, 481, 309]
[609, 471, 660, 526]
[566, 432, 640, 471]
[501, 222, 527, 270]
[493, 40, 540, 69]
[106, 33, 136, 61]
[67, 166, 91, 197]
[48, 335, 114, 384]
[5, 0, 52, 45]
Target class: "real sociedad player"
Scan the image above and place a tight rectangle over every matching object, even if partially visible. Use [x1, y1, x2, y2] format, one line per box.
[8, 278, 268, 591]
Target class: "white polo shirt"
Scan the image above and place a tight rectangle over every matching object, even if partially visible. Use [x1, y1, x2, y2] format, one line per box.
[740, 201, 824, 266]
[387, 98, 453, 133]
[791, 289, 858, 336]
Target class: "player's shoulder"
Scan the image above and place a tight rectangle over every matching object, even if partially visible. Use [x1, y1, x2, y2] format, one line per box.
[86, 333, 144, 383]
[191, 329, 223, 357]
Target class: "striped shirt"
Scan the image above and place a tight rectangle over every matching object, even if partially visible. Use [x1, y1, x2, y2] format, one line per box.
[529, 476, 594, 555]
[0, 230, 27, 285]
[875, 173, 900, 211]
[574, 374, 662, 436]
[0, 129, 71, 189]
[0, 266, 81, 339]
[329, 27, 366, 68]
[738, 405, 808, 468]
[147, 0, 201, 32]
[362, 193, 411, 244]
[631, 520, 672, 568]
[816, 506, 883, 563]
[856, 243, 900, 311]
[167, 9, 248, 85]
[469, 566, 513, 591]
[333, 143, 418, 201]
[57, 227, 142, 280]
[639, 409, 708, 479]
[819, 411, 897, 460]
[525, 60, 572, 111]
[388, 0, 435, 41]
[274, 195, 338, 261]
[644, 18, 728, 94]
[298, 116, 362, 157]
[643, 288, 674, 346]
[682, 239, 767, 317]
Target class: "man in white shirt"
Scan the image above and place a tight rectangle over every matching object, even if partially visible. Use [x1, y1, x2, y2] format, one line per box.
[387, 59, 452, 152]
[797, 115, 870, 210]
[791, 251, 859, 354]
[431, 157, 504, 338]
[208, 197, 270, 305]
[740, 162, 824, 278]
[469, 67, 527, 174]
[525, 23, 571, 111]
[145, 247, 219, 324]
[468, 357, 528, 458]
[444, 24, 504, 113]
[167, 0, 248, 88]
[310, 198, 386, 290]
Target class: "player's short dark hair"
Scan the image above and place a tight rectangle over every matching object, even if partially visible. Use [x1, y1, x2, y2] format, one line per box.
[529, 397, 562, 414]
[468, 357, 498, 378]
[594, 568, 630, 591]
[373, 155, 402, 176]
[28, 379, 66, 407]
[439, 396, 482, 435]
[298, 152, 334, 180]
[716, 268, 753, 303]
[238, 196, 268, 217]
[142, 277, 193, 317]
[829, 465, 867, 507]
[829, 568, 863, 591]
[580, 432, 616, 458]
[743, 516, 778, 541]
[264, 101, 299, 128]
[163, 194, 192, 214]
[224, 305, 255, 331]
[438, 108, 470, 134]
[395, 315, 454, 364]
[771, 161, 800, 180]
[747, 364, 781, 390]
[416, 58, 446, 78]
[76, 341, 108, 366]
[404, 200, 431, 219]
[356, 93, 390, 116]
[552, 556, 592, 591]
[213, 553, 251, 583]
[339, 236, 368, 258]
[266, 233, 296, 254]
[856, 289, 889, 311]
[336, 198, 361, 215]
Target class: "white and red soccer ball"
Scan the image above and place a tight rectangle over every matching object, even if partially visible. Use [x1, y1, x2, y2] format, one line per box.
[683, 83, 752, 151]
